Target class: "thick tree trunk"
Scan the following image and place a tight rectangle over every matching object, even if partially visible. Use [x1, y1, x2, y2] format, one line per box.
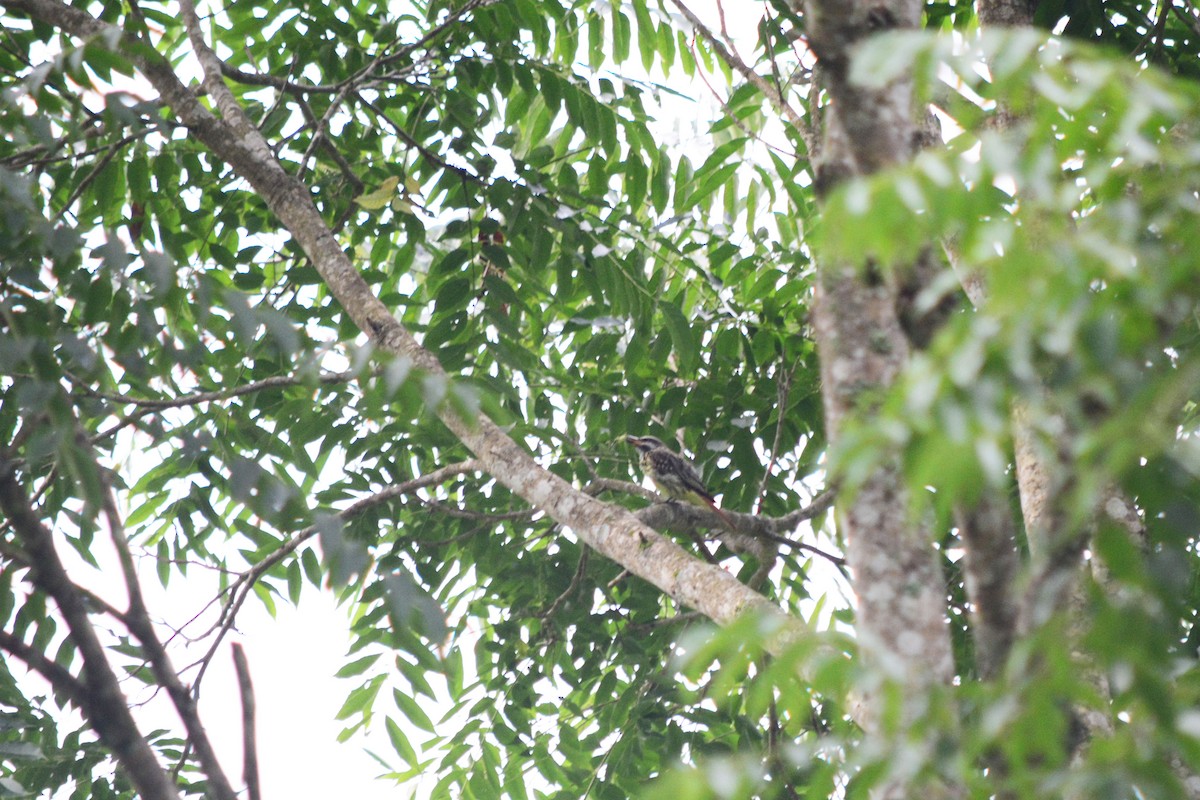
[805, 7, 956, 793]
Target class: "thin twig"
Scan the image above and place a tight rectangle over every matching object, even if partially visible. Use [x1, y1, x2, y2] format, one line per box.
[1134, 0, 1171, 58]
[354, 92, 483, 185]
[539, 547, 590, 622]
[716, 0, 732, 45]
[294, 95, 364, 196]
[773, 487, 836, 529]
[297, 83, 352, 182]
[687, 528, 721, 564]
[750, 529, 845, 568]
[607, 569, 631, 588]
[86, 368, 366, 448]
[52, 132, 140, 222]
[2, 122, 165, 170]
[92, 431, 239, 800]
[369, 0, 501, 75]
[291, 4, 499, 180]
[625, 610, 705, 633]
[669, 0, 805, 129]
[214, 0, 486, 98]
[418, 517, 504, 548]
[189, 460, 485, 698]
[1172, 3, 1200, 37]
[419, 498, 534, 521]
[559, 435, 601, 483]
[596, 473, 838, 565]
[218, 61, 345, 95]
[73, 369, 358, 410]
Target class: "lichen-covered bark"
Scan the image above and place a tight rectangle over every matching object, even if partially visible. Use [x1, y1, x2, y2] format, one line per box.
[976, 0, 1039, 26]
[811, 262, 954, 687]
[805, 0, 957, 760]
[954, 490, 1019, 678]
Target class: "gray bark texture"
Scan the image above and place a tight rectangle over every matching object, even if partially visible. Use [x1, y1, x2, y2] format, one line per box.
[805, 0, 957, 752]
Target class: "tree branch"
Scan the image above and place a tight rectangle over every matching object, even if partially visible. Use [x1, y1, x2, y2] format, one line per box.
[954, 490, 1020, 678]
[72, 369, 358, 410]
[590, 477, 839, 564]
[230, 644, 260, 800]
[0, 627, 85, 702]
[803, 7, 957, 775]
[669, 0, 806, 131]
[52, 132, 140, 221]
[0, 457, 183, 800]
[1, 0, 810, 659]
[355, 92, 483, 185]
[92, 450, 238, 800]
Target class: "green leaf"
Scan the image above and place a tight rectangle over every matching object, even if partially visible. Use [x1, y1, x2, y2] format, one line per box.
[393, 688, 436, 733]
[286, 559, 303, 604]
[335, 675, 384, 721]
[156, 538, 170, 588]
[625, 154, 648, 212]
[355, 176, 401, 210]
[385, 716, 419, 767]
[381, 570, 448, 644]
[650, 147, 671, 213]
[586, 11, 604, 70]
[336, 654, 382, 678]
[633, 0, 656, 70]
[660, 300, 697, 374]
[612, 8, 632, 62]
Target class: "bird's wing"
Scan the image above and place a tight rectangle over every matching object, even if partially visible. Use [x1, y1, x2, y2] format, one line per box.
[675, 458, 716, 503]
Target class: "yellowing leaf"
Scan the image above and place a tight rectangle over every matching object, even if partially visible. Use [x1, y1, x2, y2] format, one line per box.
[354, 175, 401, 210]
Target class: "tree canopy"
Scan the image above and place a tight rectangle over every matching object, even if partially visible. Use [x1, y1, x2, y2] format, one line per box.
[3, 0, 1200, 798]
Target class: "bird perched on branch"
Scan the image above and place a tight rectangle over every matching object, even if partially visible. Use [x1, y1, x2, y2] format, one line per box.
[625, 435, 735, 530]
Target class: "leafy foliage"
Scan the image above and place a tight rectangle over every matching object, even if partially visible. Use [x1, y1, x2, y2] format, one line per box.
[2, 0, 818, 796]
[3, 0, 1200, 798]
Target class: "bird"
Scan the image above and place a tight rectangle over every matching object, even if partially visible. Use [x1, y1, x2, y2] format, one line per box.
[625, 435, 735, 530]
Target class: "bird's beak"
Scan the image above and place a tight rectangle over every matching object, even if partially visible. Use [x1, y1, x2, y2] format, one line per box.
[625, 435, 641, 446]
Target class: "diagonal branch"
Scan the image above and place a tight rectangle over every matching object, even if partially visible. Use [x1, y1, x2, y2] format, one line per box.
[93, 446, 238, 800]
[355, 92, 483, 185]
[230, 644, 260, 800]
[669, 0, 806, 131]
[0, 457, 183, 800]
[0, 627, 85, 702]
[2, 0, 810, 658]
[52, 132, 141, 221]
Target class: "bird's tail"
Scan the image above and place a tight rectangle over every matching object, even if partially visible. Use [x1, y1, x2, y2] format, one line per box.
[700, 496, 736, 531]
